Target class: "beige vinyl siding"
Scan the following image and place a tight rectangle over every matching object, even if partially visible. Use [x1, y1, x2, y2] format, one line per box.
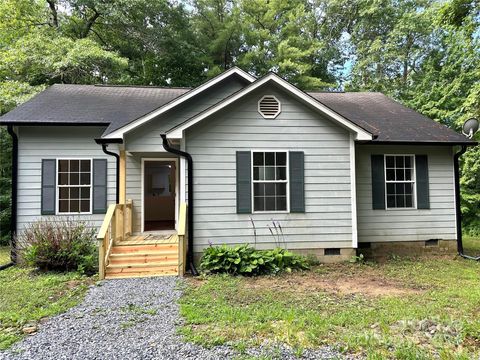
[16, 126, 116, 234]
[356, 145, 457, 242]
[185, 84, 355, 252]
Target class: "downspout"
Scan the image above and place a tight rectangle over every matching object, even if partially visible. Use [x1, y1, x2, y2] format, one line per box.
[94, 138, 123, 204]
[454, 145, 480, 261]
[161, 134, 198, 276]
[5, 126, 18, 266]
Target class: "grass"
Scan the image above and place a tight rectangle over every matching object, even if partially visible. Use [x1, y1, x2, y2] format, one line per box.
[0, 246, 10, 264]
[180, 241, 480, 359]
[0, 246, 93, 350]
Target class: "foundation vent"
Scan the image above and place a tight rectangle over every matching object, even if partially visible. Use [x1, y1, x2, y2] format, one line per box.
[258, 95, 281, 119]
[325, 248, 341, 256]
[425, 239, 439, 247]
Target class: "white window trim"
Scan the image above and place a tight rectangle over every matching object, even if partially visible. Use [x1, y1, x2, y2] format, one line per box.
[251, 150, 290, 214]
[55, 158, 93, 215]
[258, 95, 281, 119]
[384, 154, 417, 210]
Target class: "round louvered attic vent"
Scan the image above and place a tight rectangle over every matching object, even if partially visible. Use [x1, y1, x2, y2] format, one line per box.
[258, 95, 281, 119]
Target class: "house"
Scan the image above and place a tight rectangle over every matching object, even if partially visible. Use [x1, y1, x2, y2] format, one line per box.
[1, 67, 476, 279]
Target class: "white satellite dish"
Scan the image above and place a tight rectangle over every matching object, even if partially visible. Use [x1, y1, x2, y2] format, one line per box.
[462, 118, 479, 139]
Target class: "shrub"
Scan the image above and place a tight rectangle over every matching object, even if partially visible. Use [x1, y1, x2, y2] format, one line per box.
[200, 244, 309, 276]
[20, 218, 97, 275]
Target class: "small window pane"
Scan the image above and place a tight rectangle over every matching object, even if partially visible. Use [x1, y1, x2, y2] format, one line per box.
[405, 169, 412, 181]
[70, 173, 79, 185]
[277, 196, 287, 211]
[80, 173, 90, 185]
[387, 195, 396, 208]
[80, 160, 91, 172]
[80, 200, 90, 212]
[386, 169, 395, 181]
[70, 199, 79, 212]
[265, 183, 275, 196]
[405, 195, 413, 207]
[276, 183, 286, 196]
[395, 183, 405, 195]
[254, 197, 264, 211]
[386, 183, 395, 195]
[70, 160, 79, 172]
[59, 160, 69, 172]
[404, 156, 412, 168]
[265, 152, 275, 166]
[396, 169, 404, 181]
[276, 152, 286, 166]
[70, 187, 79, 199]
[81, 187, 90, 199]
[405, 183, 413, 195]
[276, 167, 286, 180]
[264, 167, 275, 180]
[59, 187, 69, 199]
[396, 156, 404, 168]
[386, 156, 395, 168]
[59, 200, 69, 212]
[59, 173, 69, 185]
[253, 167, 260, 180]
[396, 195, 405, 207]
[253, 153, 263, 166]
[254, 183, 264, 196]
[265, 197, 275, 211]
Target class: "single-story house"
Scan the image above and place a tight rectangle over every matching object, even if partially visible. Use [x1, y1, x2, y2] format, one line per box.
[1, 67, 476, 278]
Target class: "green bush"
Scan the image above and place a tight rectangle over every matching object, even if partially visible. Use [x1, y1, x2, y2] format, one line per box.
[20, 218, 97, 275]
[200, 244, 310, 276]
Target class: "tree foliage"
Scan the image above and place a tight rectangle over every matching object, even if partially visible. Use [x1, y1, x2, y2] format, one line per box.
[0, 0, 479, 244]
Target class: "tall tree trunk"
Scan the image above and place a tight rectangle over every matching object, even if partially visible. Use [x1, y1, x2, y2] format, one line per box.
[46, 0, 59, 28]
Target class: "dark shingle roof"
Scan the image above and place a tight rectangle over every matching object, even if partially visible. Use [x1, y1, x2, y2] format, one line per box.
[308, 92, 473, 144]
[1, 83, 474, 145]
[0, 84, 190, 131]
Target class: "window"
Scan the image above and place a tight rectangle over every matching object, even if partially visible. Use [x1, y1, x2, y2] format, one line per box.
[385, 155, 415, 209]
[57, 159, 92, 213]
[252, 151, 288, 212]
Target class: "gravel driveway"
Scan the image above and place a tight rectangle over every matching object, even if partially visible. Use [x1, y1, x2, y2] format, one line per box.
[0, 277, 353, 360]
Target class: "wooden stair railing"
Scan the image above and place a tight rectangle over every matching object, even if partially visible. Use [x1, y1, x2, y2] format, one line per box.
[178, 202, 187, 276]
[97, 199, 133, 279]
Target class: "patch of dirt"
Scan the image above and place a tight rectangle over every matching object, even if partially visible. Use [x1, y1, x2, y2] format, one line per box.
[243, 265, 423, 297]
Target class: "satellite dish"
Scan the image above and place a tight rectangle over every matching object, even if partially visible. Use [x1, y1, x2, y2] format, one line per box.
[462, 118, 479, 139]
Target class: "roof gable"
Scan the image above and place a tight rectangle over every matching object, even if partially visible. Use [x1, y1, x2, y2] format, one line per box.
[103, 67, 255, 138]
[166, 73, 374, 141]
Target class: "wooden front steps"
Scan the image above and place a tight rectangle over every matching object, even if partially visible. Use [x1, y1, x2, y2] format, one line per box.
[105, 241, 179, 279]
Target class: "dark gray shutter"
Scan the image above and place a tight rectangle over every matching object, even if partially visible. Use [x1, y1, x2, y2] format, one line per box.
[93, 159, 108, 213]
[236, 151, 251, 214]
[41, 159, 56, 215]
[371, 155, 385, 210]
[415, 155, 430, 209]
[289, 151, 305, 213]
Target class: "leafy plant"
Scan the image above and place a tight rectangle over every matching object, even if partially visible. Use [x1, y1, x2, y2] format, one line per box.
[200, 244, 309, 276]
[20, 218, 97, 275]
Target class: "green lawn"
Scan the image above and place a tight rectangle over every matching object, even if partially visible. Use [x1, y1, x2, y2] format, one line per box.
[180, 245, 480, 359]
[0, 246, 10, 264]
[463, 236, 480, 255]
[0, 246, 93, 350]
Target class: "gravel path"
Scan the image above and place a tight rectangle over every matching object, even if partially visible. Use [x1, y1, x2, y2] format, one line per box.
[0, 277, 354, 360]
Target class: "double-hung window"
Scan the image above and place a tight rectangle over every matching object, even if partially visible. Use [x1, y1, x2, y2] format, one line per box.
[385, 155, 415, 209]
[252, 151, 288, 212]
[57, 159, 92, 213]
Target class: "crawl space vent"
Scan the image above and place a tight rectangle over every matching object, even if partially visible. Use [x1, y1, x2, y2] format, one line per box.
[258, 95, 281, 119]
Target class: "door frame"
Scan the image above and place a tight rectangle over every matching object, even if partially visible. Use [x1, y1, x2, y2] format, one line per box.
[140, 158, 179, 233]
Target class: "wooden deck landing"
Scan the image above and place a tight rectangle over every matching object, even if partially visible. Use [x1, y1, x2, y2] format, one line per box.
[119, 233, 178, 245]
[105, 232, 179, 279]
